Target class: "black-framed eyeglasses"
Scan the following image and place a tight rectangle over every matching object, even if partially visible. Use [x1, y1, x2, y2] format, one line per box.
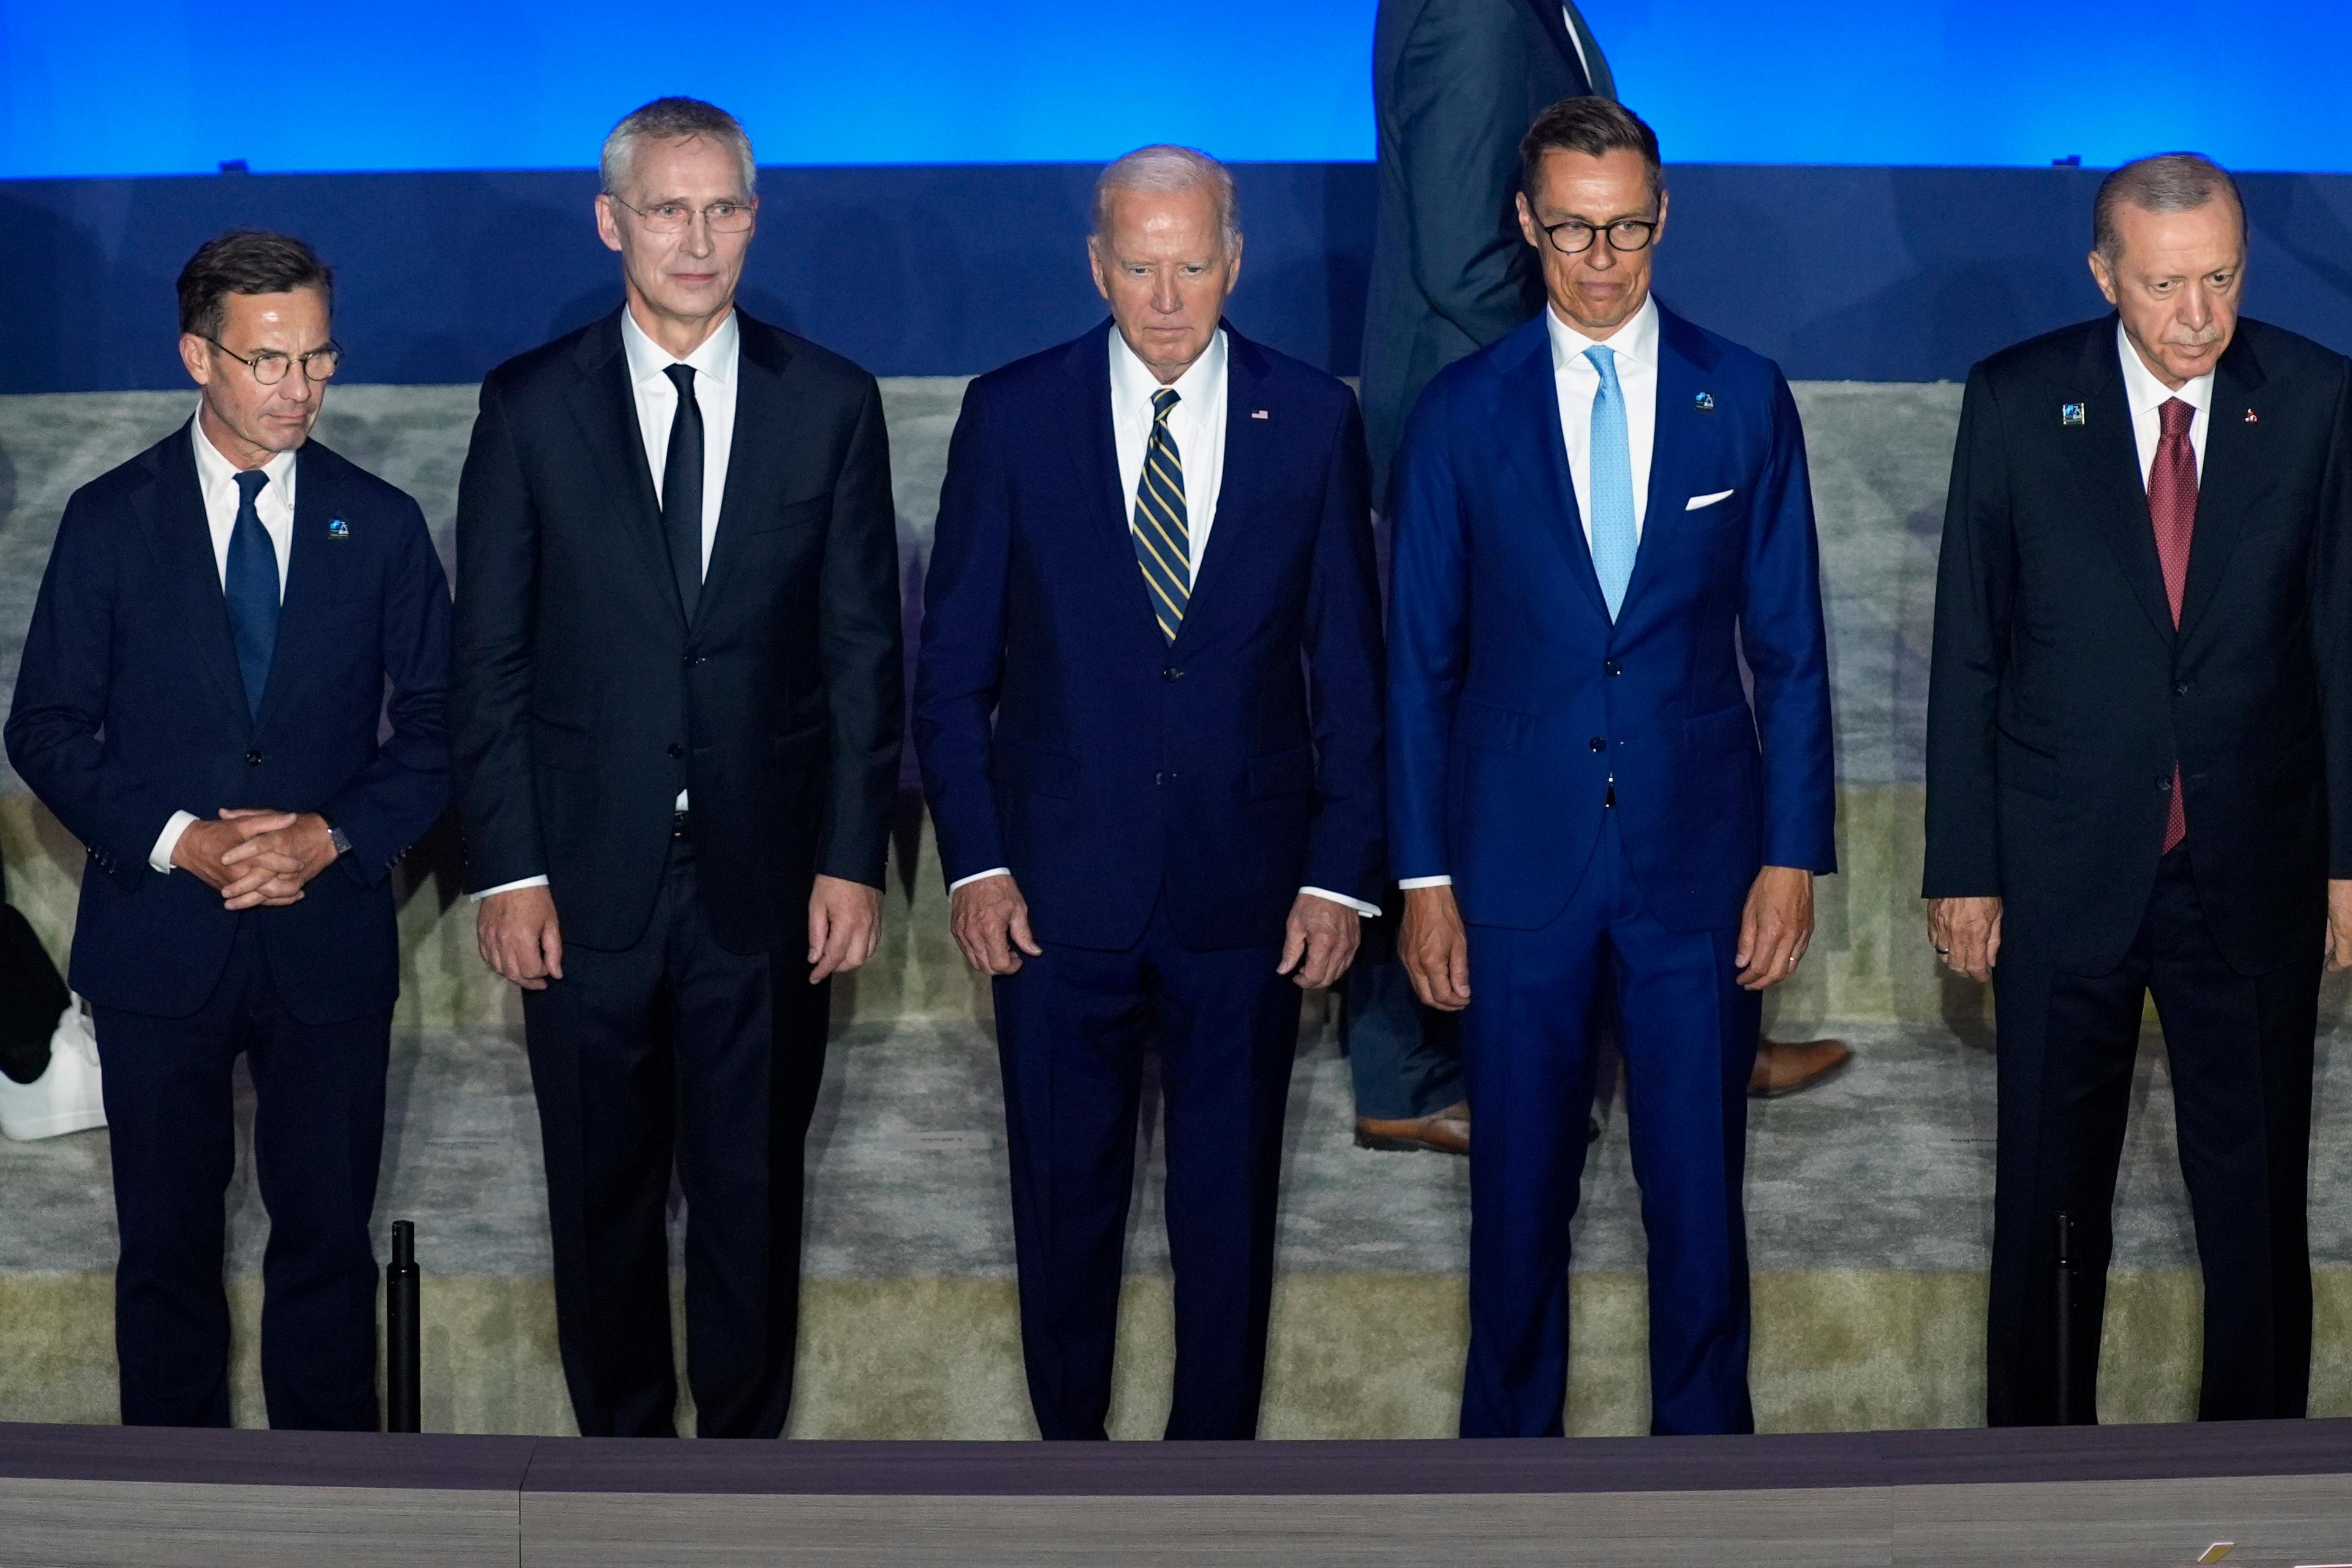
[207, 338, 342, 386]
[1537, 216, 1661, 255]
[606, 194, 758, 235]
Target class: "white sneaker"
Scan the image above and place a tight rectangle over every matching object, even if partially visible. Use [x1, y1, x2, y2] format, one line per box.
[0, 997, 107, 1141]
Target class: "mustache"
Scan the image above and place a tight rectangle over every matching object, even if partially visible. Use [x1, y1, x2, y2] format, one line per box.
[2165, 324, 2226, 347]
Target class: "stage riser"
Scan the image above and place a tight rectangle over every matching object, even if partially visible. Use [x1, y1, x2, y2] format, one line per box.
[9, 1268, 2352, 1439]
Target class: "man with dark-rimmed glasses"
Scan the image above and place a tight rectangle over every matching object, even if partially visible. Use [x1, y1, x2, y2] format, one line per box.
[8, 228, 452, 1427]
[1386, 97, 1834, 1435]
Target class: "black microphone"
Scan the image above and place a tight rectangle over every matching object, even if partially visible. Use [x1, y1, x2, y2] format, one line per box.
[386, 1219, 421, 1434]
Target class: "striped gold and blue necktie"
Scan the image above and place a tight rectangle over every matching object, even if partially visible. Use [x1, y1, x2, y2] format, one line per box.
[1131, 386, 1191, 641]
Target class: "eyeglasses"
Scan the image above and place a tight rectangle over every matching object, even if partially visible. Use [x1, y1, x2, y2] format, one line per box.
[1537, 216, 1661, 255]
[607, 195, 757, 235]
[207, 338, 342, 385]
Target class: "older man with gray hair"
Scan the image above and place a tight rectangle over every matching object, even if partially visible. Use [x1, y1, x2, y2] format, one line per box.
[1926, 151, 2352, 1425]
[916, 145, 1385, 1439]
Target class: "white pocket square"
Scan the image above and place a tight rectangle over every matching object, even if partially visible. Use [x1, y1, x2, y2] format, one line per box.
[1685, 489, 1735, 511]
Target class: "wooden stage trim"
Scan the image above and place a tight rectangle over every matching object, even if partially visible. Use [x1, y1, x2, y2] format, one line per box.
[4, 1421, 2351, 1566]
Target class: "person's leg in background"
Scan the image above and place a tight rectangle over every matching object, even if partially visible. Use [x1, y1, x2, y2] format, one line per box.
[1344, 889, 1468, 1154]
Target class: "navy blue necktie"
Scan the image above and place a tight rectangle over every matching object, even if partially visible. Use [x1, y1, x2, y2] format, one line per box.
[224, 468, 279, 716]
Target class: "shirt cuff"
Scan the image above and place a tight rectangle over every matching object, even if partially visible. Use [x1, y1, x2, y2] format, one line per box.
[470, 875, 551, 902]
[1396, 875, 1453, 889]
[948, 868, 1012, 894]
[1300, 886, 1380, 918]
[150, 810, 199, 875]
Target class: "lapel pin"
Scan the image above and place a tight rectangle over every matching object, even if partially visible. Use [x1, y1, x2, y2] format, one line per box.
[1693, 391, 1716, 413]
[2062, 402, 2086, 426]
[1250, 409, 1269, 420]
[2244, 407, 2260, 424]
[327, 518, 351, 540]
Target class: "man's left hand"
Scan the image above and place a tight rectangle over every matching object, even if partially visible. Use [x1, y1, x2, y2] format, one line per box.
[1735, 865, 1815, 992]
[216, 809, 340, 910]
[2328, 879, 2352, 973]
[1278, 894, 1361, 990]
[808, 874, 884, 982]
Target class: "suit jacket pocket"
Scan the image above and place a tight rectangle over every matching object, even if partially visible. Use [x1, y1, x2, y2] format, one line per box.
[744, 494, 829, 536]
[771, 717, 829, 760]
[1453, 699, 1534, 755]
[1683, 703, 1757, 754]
[993, 737, 1079, 801]
[1248, 742, 1317, 799]
[531, 713, 593, 773]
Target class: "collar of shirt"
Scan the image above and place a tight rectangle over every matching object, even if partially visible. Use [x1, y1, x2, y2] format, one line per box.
[2116, 319, 2214, 481]
[1546, 294, 1660, 541]
[1109, 325, 1229, 575]
[622, 303, 740, 392]
[1547, 292, 1660, 381]
[189, 410, 297, 518]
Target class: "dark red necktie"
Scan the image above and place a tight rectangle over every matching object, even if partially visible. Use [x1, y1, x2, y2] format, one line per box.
[2149, 396, 2197, 853]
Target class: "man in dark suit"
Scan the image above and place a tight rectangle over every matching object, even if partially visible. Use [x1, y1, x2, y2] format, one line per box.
[452, 97, 902, 1439]
[1925, 153, 2352, 1425]
[7, 230, 451, 1428]
[916, 146, 1385, 1441]
[1389, 99, 1836, 1437]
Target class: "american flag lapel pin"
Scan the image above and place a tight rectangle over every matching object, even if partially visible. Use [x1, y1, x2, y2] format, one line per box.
[1250, 409, 1269, 420]
[2244, 407, 2260, 424]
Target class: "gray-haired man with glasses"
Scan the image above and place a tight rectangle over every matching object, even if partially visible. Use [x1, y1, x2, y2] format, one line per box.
[453, 96, 902, 1439]
[9, 228, 452, 1427]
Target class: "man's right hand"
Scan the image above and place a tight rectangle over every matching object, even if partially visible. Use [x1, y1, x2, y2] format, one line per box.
[173, 812, 300, 903]
[478, 885, 565, 991]
[950, 874, 1044, 976]
[1401, 884, 1472, 1011]
[1927, 895, 2003, 984]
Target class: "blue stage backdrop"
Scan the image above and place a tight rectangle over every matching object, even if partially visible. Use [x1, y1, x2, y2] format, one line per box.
[2, 3, 2349, 176]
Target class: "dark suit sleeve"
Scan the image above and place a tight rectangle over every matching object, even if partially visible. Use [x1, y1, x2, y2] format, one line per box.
[1391, 0, 1553, 350]
[914, 377, 1012, 886]
[4, 491, 178, 891]
[450, 373, 546, 894]
[320, 494, 452, 887]
[1922, 363, 2016, 898]
[814, 375, 905, 890]
[1740, 373, 1838, 873]
[1300, 396, 1387, 907]
[2314, 361, 2352, 880]
[1385, 373, 1467, 881]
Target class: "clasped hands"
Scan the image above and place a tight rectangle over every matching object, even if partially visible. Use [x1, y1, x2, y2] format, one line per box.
[1400, 865, 1817, 1011]
[171, 808, 339, 910]
[949, 875, 1362, 990]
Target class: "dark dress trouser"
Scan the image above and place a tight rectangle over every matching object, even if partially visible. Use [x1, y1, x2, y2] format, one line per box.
[993, 896, 1300, 1441]
[522, 834, 830, 1438]
[1341, 893, 1466, 1121]
[1460, 815, 1760, 1438]
[1988, 841, 2321, 1425]
[94, 916, 391, 1430]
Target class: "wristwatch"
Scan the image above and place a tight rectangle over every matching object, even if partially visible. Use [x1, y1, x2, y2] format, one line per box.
[326, 824, 352, 859]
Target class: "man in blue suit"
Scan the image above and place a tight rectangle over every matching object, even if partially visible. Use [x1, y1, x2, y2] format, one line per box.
[917, 146, 1385, 1440]
[1389, 99, 1835, 1437]
[7, 231, 451, 1428]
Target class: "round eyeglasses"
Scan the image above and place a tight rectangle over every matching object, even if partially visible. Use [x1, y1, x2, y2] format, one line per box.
[207, 339, 342, 386]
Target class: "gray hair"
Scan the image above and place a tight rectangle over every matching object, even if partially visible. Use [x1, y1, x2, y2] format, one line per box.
[2094, 153, 2243, 260]
[600, 97, 757, 200]
[1090, 145, 1240, 254]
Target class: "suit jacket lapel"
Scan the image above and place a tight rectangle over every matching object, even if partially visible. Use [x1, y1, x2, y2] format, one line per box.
[564, 310, 680, 629]
[1515, 0, 1586, 86]
[1499, 318, 1612, 625]
[699, 316, 797, 629]
[1063, 325, 1169, 655]
[141, 428, 251, 731]
[2070, 324, 2177, 647]
[1618, 309, 1709, 628]
[2177, 334, 2269, 641]
[1171, 325, 1264, 654]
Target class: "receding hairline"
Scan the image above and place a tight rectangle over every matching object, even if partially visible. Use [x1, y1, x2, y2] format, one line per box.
[2094, 153, 2244, 262]
[1089, 146, 1240, 252]
[600, 98, 757, 201]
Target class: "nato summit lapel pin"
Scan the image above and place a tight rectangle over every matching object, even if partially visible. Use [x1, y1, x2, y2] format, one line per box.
[2062, 402, 2087, 426]
[1693, 391, 1716, 413]
[328, 518, 351, 540]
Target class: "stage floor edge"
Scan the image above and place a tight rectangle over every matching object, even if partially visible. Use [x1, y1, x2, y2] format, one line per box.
[2, 1420, 2351, 1566]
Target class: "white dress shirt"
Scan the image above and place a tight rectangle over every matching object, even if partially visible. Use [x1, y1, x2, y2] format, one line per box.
[473, 307, 742, 902]
[1562, 6, 1595, 81]
[1397, 296, 1660, 894]
[2116, 320, 2214, 486]
[949, 326, 1376, 918]
[150, 415, 300, 874]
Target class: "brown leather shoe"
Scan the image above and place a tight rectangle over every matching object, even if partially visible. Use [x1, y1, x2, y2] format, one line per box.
[1355, 1099, 1471, 1155]
[1749, 1037, 1852, 1099]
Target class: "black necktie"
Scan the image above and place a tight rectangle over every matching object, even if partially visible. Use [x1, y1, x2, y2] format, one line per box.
[224, 469, 279, 715]
[662, 363, 703, 624]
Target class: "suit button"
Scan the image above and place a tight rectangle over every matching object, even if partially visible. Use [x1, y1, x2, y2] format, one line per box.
[1162, 668, 1183, 681]
[245, 750, 263, 766]
[1603, 659, 1621, 677]
[668, 743, 685, 760]
[1589, 737, 1606, 752]
[2156, 774, 2172, 791]
[2173, 680, 2190, 697]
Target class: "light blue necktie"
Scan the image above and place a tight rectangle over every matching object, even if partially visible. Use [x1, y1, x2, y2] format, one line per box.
[1584, 344, 1638, 619]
